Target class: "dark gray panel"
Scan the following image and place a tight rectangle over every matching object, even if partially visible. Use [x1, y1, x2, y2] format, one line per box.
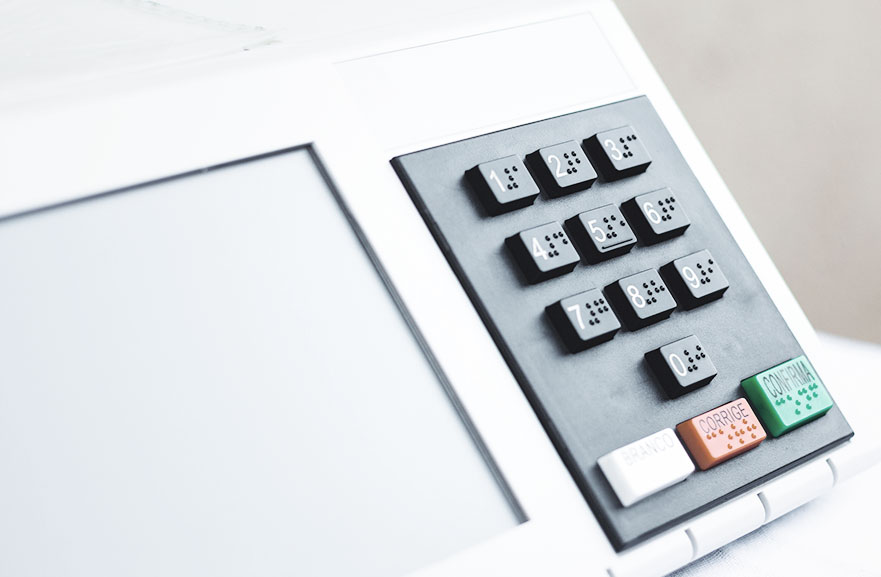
[392, 97, 852, 550]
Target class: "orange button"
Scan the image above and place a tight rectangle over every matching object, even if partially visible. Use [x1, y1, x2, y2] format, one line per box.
[676, 398, 767, 470]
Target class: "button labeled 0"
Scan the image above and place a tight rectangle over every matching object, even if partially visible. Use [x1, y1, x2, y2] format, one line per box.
[676, 398, 767, 470]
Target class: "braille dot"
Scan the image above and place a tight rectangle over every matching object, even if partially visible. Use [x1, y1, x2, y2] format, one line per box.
[660, 286, 666, 291]
[728, 434, 733, 440]
[549, 243, 555, 249]
[658, 200, 664, 206]
[590, 310, 596, 317]
[752, 433, 757, 439]
[603, 217, 609, 223]
[512, 166, 518, 171]
[619, 138, 625, 143]
[709, 259, 714, 265]
[562, 239, 568, 244]
[504, 168, 510, 174]
[650, 280, 656, 286]
[643, 283, 648, 288]
[700, 279, 706, 284]
[647, 289, 653, 296]
[707, 434, 712, 440]
[728, 444, 733, 449]
[568, 160, 573, 166]
[575, 158, 581, 164]
[740, 438, 745, 445]
[572, 168, 578, 173]
[688, 357, 694, 363]
[696, 345, 702, 351]
[553, 233, 559, 239]
[513, 183, 518, 188]
[553, 250, 559, 256]
[651, 297, 657, 303]
[545, 235, 550, 241]
[507, 184, 512, 190]
[508, 175, 514, 181]
[670, 206, 675, 211]
[611, 232, 618, 238]
[566, 168, 572, 174]
[589, 320, 595, 326]
[563, 153, 569, 159]
[708, 268, 714, 273]
[624, 145, 630, 150]
[603, 306, 609, 312]
[731, 424, 736, 430]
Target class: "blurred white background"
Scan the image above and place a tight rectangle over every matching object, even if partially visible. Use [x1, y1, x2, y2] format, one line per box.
[617, 0, 881, 344]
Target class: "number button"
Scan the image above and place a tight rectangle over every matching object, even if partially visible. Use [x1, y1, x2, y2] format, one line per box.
[566, 204, 636, 263]
[547, 289, 621, 352]
[605, 269, 677, 329]
[467, 155, 540, 215]
[645, 335, 718, 398]
[623, 188, 691, 244]
[528, 140, 597, 197]
[505, 221, 580, 284]
[662, 250, 730, 309]
[584, 126, 652, 181]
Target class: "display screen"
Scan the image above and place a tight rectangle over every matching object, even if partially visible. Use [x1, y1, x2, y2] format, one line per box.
[0, 148, 519, 576]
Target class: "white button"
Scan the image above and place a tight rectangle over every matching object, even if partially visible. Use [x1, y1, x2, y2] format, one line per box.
[598, 428, 695, 507]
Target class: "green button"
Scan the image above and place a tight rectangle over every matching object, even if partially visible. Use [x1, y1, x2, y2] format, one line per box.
[741, 355, 833, 437]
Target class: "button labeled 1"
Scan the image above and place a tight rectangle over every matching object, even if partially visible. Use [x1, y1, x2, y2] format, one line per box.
[623, 188, 690, 244]
[506, 221, 580, 284]
[528, 140, 597, 197]
[467, 155, 540, 215]
[566, 204, 636, 263]
[585, 126, 652, 181]
[645, 335, 717, 398]
[547, 288, 621, 352]
[662, 250, 729, 309]
[598, 428, 695, 507]
[605, 269, 677, 330]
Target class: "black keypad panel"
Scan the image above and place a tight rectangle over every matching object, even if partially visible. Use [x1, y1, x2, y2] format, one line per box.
[662, 249, 730, 309]
[468, 155, 540, 215]
[392, 96, 852, 550]
[646, 335, 717, 398]
[506, 221, 579, 284]
[547, 288, 621, 352]
[623, 188, 691, 244]
[528, 140, 597, 197]
[566, 204, 636, 263]
[606, 269, 676, 330]
[585, 125, 652, 180]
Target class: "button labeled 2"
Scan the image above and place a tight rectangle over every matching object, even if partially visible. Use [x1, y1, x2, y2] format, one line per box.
[598, 428, 695, 507]
[529, 140, 597, 197]
[506, 221, 580, 284]
[547, 288, 620, 352]
[585, 126, 652, 180]
[468, 155, 540, 215]
[566, 204, 636, 263]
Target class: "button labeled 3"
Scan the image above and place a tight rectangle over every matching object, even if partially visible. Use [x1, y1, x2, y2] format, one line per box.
[585, 126, 652, 180]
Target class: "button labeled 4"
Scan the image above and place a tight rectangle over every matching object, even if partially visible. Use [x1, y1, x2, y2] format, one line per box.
[506, 221, 580, 284]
